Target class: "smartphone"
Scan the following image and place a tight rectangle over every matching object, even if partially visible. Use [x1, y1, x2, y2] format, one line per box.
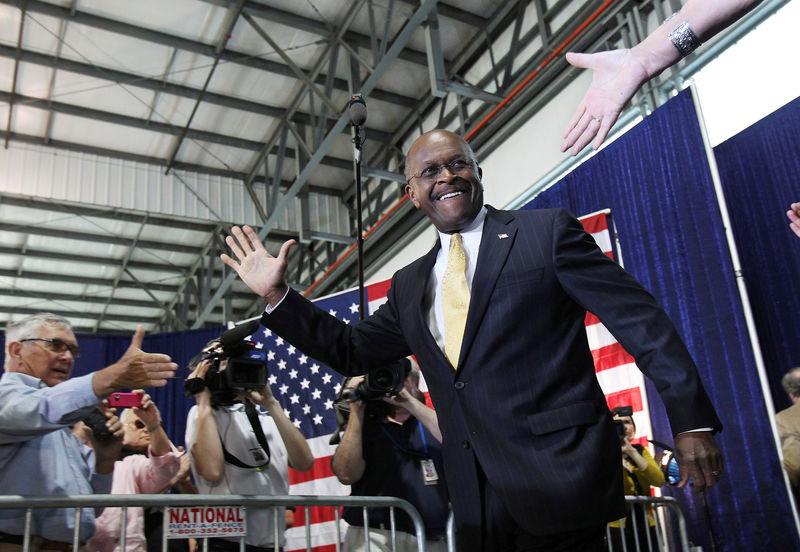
[108, 392, 142, 407]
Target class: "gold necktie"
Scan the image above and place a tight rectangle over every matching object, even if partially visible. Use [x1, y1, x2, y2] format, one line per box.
[442, 233, 470, 368]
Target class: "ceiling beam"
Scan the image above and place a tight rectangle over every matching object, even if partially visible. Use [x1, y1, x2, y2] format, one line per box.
[0, 91, 353, 171]
[0, 268, 255, 299]
[2, 305, 161, 324]
[0, 0, 417, 108]
[0, 245, 187, 274]
[0, 221, 201, 254]
[6, 132, 343, 199]
[0, 192, 222, 233]
[0, 45, 394, 144]
[0, 287, 172, 309]
[0, 268, 178, 292]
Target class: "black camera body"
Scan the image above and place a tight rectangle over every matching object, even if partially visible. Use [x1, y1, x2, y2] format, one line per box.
[343, 358, 411, 402]
[611, 405, 633, 443]
[192, 321, 268, 400]
[83, 408, 115, 442]
[329, 358, 413, 445]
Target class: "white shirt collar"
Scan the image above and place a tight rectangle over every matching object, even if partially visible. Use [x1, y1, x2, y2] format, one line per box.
[435, 206, 487, 252]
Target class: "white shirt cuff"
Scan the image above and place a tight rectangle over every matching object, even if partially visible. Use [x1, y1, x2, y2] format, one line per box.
[678, 427, 714, 434]
[264, 287, 290, 314]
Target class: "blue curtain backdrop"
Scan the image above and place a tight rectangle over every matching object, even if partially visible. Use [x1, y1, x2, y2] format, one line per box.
[527, 89, 796, 551]
[714, 95, 800, 413]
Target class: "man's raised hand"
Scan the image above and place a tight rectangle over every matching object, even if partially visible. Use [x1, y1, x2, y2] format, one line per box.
[220, 225, 295, 306]
[92, 326, 177, 397]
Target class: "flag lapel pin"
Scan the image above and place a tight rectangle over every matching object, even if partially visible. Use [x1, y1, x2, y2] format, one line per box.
[498, 233, 509, 239]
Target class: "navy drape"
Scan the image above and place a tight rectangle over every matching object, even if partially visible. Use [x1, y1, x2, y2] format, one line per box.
[714, 95, 800, 413]
[528, 89, 796, 550]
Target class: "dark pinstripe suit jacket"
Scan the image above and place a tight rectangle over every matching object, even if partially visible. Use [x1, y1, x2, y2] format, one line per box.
[263, 206, 721, 540]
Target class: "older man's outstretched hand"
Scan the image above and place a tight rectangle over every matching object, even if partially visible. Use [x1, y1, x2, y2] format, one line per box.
[92, 326, 177, 397]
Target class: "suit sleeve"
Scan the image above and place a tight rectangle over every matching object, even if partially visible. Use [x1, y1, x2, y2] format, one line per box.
[551, 209, 721, 435]
[261, 279, 412, 377]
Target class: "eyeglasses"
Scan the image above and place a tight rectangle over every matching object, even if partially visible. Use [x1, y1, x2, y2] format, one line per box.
[407, 158, 476, 184]
[20, 338, 82, 358]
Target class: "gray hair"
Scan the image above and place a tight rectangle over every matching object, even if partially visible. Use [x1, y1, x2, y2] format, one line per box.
[782, 367, 800, 398]
[4, 313, 73, 356]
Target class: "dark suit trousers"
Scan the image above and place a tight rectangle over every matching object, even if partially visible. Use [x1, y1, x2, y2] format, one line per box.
[467, 465, 606, 552]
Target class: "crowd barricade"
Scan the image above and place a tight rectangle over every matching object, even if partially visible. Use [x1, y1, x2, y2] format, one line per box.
[0, 494, 689, 552]
[606, 496, 691, 552]
[0, 494, 429, 552]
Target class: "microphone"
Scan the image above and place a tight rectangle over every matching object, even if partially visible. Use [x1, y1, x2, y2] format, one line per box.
[349, 94, 367, 127]
[219, 319, 260, 347]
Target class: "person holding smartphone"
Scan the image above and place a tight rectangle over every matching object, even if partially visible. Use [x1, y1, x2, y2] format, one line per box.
[79, 391, 182, 552]
[0, 312, 177, 548]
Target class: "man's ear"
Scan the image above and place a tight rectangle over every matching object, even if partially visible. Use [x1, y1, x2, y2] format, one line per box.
[7, 341, 23, 358]
[405, 184, 420, 208]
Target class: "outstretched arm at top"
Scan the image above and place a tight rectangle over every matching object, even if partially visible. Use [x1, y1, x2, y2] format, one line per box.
[561, 0, 762, 155]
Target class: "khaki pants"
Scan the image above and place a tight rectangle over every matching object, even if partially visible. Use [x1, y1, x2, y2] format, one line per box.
[0, 537, 74, 552]
[342, 525, 447, 552]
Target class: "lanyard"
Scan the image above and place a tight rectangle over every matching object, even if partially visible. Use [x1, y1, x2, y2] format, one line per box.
[380, 421, 429, 458]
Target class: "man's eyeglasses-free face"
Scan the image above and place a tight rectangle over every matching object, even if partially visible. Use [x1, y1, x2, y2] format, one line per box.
[20, 338, 82, 358]
[407, 158, 476, 184]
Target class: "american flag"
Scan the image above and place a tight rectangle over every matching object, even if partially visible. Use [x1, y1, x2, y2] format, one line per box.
[248, 280, 392, 552]
[580, 210, 654, 449]
[249, 209, 651, 551]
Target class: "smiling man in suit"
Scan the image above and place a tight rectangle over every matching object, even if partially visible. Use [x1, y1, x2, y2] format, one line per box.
[220, 129, 723, 552]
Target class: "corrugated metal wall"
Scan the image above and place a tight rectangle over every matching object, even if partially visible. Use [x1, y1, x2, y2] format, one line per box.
[0, 142, 350, 237]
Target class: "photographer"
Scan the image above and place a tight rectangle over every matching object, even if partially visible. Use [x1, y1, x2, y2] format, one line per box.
[80, 391, 182, 552]
[184, 338, 314, 552]
[332, 359, 449, 552]
[608, 406, 665, 551]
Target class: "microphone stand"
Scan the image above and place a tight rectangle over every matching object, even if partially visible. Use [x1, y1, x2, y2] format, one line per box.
[349, 94, 367, 320]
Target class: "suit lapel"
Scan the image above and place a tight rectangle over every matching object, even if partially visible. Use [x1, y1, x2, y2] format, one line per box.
[458, 207, 516, 368]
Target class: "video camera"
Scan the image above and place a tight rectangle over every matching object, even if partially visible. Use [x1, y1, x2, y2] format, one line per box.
[329, 358, 412, 445]
[341, 358, 411, 402]
[187, 320, 268, 401]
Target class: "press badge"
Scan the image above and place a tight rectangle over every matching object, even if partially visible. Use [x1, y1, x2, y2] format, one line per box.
[420, 459, 439, 485]
[250, 448, 267, 464]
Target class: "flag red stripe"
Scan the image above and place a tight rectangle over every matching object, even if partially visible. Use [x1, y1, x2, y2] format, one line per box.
[287, 545, 340, 552]
[605, 387, 643, 412]
[592, 342, 635, 373]
[585, 312, 601, 326]
[293, 505, 341, 526]
[367, 280, 392, 301]
[289, 455, 334, 485]
[578, 213, 608, 234]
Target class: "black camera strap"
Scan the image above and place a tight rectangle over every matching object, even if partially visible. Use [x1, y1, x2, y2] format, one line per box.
[221, 401, 271, 470]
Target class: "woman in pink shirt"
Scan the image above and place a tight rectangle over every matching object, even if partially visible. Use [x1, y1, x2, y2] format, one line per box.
[81, 392, 182, 552]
